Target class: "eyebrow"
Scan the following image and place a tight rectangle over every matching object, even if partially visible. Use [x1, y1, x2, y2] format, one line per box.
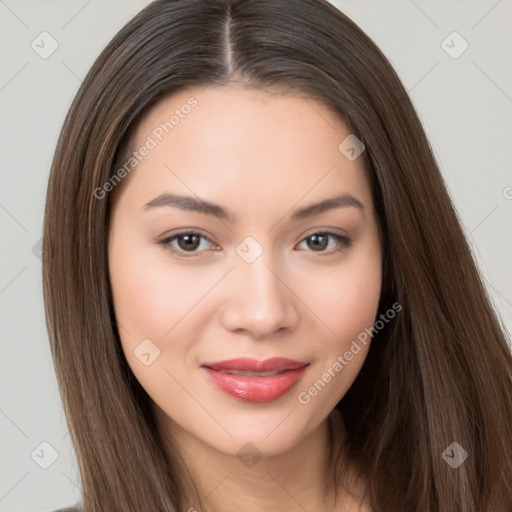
[143, 192, 365, 222]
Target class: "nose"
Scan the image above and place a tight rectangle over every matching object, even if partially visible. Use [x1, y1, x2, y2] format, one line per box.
[219, 251, 300, 339]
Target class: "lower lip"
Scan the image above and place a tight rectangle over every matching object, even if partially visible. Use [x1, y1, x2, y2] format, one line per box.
[201, 366, 308, 403]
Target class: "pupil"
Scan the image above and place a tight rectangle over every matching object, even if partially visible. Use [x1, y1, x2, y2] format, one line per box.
[175, 234, 329, 252]
[179, 235, 200, 251]
[309, 234, 327, 251]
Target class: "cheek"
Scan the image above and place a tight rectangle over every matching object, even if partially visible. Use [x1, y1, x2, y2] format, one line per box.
[108, 234, 206, 341]
[337, 259, 382, 336]
[294, 243, 382, 404]
[108, 237, 199, 410]
[296, 247, 382, 344]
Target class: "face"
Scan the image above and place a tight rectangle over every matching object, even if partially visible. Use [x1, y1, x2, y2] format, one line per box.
[108, 84, 382, 457]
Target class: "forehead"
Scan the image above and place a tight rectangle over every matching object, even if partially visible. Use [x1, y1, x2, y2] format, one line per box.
[133, 83, 350, 156]
[121, 84, 372, 216]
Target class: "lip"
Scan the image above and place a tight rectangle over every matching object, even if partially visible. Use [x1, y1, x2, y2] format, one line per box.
[200, 357, 310, 403]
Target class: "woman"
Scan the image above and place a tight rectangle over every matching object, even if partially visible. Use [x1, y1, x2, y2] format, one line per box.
[43, 0, 512, 511]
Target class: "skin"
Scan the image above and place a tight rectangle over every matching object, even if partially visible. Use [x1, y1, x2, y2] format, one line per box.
[108, 84, 382, 511]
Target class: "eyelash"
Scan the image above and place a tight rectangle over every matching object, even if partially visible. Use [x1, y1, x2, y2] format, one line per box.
[156, 231, 352, 259]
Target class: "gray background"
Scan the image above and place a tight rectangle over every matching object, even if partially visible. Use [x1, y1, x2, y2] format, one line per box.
[1, 1, 511, 511]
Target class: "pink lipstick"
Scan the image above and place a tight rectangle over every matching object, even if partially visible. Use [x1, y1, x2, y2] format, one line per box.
[200, 357, 309, 403]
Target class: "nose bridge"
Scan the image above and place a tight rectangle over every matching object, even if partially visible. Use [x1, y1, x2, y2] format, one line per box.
[221, 236, 297, 336]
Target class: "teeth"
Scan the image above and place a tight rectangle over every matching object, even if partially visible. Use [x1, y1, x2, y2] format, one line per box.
[218, 369, 284, 377]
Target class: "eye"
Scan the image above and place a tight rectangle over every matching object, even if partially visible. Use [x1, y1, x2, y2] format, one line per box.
[296, 232, 352, 255]
[157, 230, 352, 259]
[157, 232, 216, 258]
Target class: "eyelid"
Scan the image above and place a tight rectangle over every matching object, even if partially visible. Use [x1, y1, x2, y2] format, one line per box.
[301, 226, 349, 239]
[156, 229, 217, 258]
[156, 229, 352, 258]
[296, 231, 352, 256]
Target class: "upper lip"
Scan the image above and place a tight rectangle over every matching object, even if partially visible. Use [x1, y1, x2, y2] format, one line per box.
[201, 357, 309, 372]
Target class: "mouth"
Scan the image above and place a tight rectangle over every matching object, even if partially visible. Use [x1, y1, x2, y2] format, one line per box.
[200, 357, 310, 403]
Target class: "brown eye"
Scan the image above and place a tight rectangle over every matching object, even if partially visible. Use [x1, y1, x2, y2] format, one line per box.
[157, 230, 352, 259]
[297, 232, 352, 254]
[158, 232, 214, 258]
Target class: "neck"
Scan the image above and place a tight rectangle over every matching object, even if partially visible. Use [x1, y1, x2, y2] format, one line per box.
[190, 417, 334, 512]
[153, 406, 367, 512]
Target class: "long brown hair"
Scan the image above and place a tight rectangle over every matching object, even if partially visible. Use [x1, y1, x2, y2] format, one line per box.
[42, 0, 512, 510]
